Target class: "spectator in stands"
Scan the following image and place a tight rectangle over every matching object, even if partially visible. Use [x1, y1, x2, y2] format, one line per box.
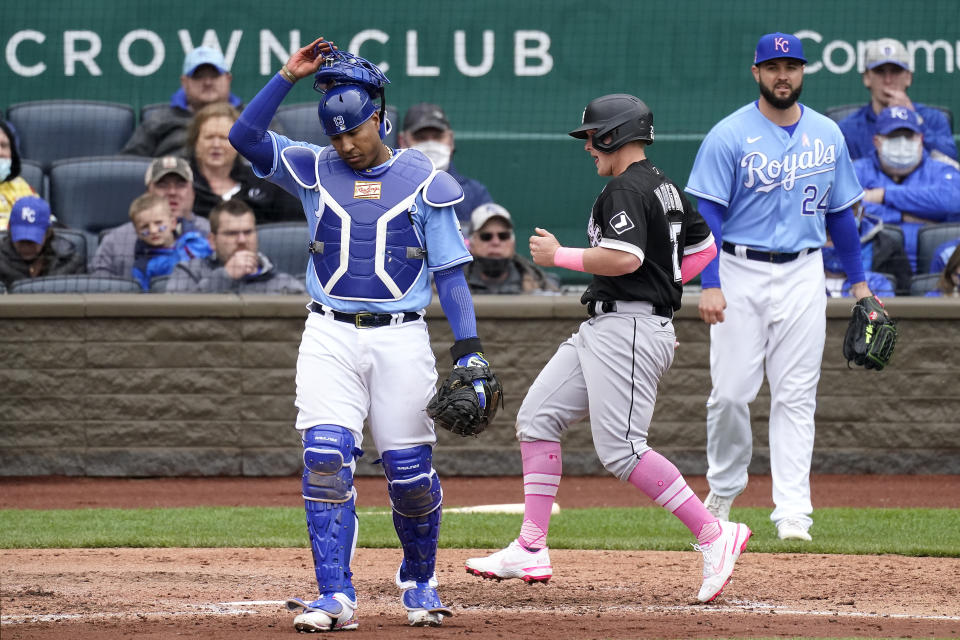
[398, 103, 493, 230]
[928, 244, 960, 297]
[853, 106, 960, 272]
[128, 192, 211, 290]
[91, 157, 210, 277]
[463, 202, 560, 295]
[0, 119, 37, 231]
[838, 38, 957, 162]
[186, 102, 301, 222]
[122, 47, 242, 158]
[166, 199, 305, 294]
[0, 196, 84, 288]
[930, 237, 960, 274]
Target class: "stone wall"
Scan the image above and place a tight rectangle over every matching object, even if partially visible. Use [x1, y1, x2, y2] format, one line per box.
[1, 294, 958, 477]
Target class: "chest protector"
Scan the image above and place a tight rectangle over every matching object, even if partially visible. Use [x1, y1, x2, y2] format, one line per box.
[282, 146, 441, 301]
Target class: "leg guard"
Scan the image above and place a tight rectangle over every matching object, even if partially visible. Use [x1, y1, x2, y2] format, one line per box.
[301, 425, 361, 600]
[382, 445, 442, 584]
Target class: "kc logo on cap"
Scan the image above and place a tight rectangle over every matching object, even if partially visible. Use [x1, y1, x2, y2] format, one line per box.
[889, 106, 910, 121]
[754, 32, 807, 65]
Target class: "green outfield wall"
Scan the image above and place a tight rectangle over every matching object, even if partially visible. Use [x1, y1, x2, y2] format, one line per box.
[3, 1, 958, 248]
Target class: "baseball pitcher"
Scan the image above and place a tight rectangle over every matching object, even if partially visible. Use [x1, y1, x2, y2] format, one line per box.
[684, 32, 887, 542]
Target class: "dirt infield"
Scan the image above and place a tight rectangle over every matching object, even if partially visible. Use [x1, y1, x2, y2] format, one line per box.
[3, 475, 960, 639]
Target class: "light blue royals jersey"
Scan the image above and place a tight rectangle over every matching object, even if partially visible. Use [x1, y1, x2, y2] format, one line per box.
[254, 132, 471, 313]
[685, 102, 863, 252]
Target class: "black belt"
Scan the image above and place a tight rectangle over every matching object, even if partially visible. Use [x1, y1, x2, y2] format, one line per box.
[309, 302, 421, 328]
[587, 300, 673, 319]
[721, 241, 819, 264]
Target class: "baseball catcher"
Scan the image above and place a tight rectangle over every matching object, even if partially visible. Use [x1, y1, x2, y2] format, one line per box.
[843, 295, 898, 370]
[427, 338, 502, 437]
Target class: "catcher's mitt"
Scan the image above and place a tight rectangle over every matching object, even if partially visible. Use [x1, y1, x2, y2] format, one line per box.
[427, 357, 503, 437]
[842, 295, 898, 370]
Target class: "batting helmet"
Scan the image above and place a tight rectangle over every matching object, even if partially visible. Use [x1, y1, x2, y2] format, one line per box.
[318, 84, 379, 137]
[568, 94, 654, 153]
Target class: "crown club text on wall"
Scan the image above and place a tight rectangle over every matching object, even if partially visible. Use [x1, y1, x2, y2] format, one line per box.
[3, 28, 555, 78]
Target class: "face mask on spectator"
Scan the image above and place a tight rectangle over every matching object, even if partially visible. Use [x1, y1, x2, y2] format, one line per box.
[879, 136, 922, 175]
[0, 158, 11, 181]
[411, 140, 451, 171]
[474, 255, 511, 278]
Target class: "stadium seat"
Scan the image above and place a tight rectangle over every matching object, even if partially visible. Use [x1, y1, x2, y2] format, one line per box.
[6, 100, 136, 169]
[916, 223, 960, 273]
[825, 103, 953, 130]
[824, 104, 861, 123]
[8, 274, 142, 294]
[49, 156, 152, 239]
[876, 224, 904, 251]
[139, 102, 167, 123]
[909, 273, 941, 296]
[273, 103, 330, 147]
[149, 275, 171, 293]
[0, 281, 6, 294]
[273, 104, 399, 148]
[19, 159, 47, 200]
[256, 222, 309, 278]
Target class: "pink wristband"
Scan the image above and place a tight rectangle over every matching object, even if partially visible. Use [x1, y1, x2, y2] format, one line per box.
[553, 247, 586, 272]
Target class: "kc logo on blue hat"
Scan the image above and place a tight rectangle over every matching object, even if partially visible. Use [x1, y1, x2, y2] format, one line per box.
[754, 32, 807, 65]
[876, 106, 923, 136]
[9, 195, 52, 245]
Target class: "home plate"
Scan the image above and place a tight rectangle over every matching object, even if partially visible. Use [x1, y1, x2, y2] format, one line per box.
[445, 503, 560, 514]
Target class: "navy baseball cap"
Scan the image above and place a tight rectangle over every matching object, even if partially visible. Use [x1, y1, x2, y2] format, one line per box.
[876, 106, 923, 135]
[182, 47, 229, 76]
[754, 32, 807, 65]
[9, 196, 52, 244]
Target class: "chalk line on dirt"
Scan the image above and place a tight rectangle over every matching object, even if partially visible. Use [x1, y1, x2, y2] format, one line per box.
[3, 598, 959, 625]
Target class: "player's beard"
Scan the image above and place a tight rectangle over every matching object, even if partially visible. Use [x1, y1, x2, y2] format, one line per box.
[759, 80, 802, 110]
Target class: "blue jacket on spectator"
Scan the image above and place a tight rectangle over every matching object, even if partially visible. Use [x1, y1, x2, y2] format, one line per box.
[131, 230, 211, 290]
[930, 238, 960, 274]
[854, 151, 960, 272]
[853, 151, 960, 225]
[839, 103, 957, 161]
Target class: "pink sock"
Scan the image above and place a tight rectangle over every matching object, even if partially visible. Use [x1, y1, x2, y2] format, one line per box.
[628, 450, 720, 545]
[516, 440, 561, 550]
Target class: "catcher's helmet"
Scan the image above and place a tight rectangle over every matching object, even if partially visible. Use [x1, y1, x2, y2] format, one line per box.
[568, 93, 654, 153]
[314, 49, 391, 139]
[313, 49, 390, 94]
[318, 84, 379, 137]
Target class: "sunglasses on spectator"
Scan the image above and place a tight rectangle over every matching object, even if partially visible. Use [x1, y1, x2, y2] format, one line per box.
[477, 231, 513, 242]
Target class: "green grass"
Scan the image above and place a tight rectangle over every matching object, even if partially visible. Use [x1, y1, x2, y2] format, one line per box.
[1, 506, 957, 556]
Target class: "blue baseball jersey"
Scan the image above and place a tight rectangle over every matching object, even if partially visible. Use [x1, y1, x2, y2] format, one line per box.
[685, 102, 863, 252]
[254, 132, 471, 313]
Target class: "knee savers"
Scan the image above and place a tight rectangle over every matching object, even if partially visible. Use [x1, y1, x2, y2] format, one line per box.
[302, 425, 360, 503]
[381, 445, 442, 517]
